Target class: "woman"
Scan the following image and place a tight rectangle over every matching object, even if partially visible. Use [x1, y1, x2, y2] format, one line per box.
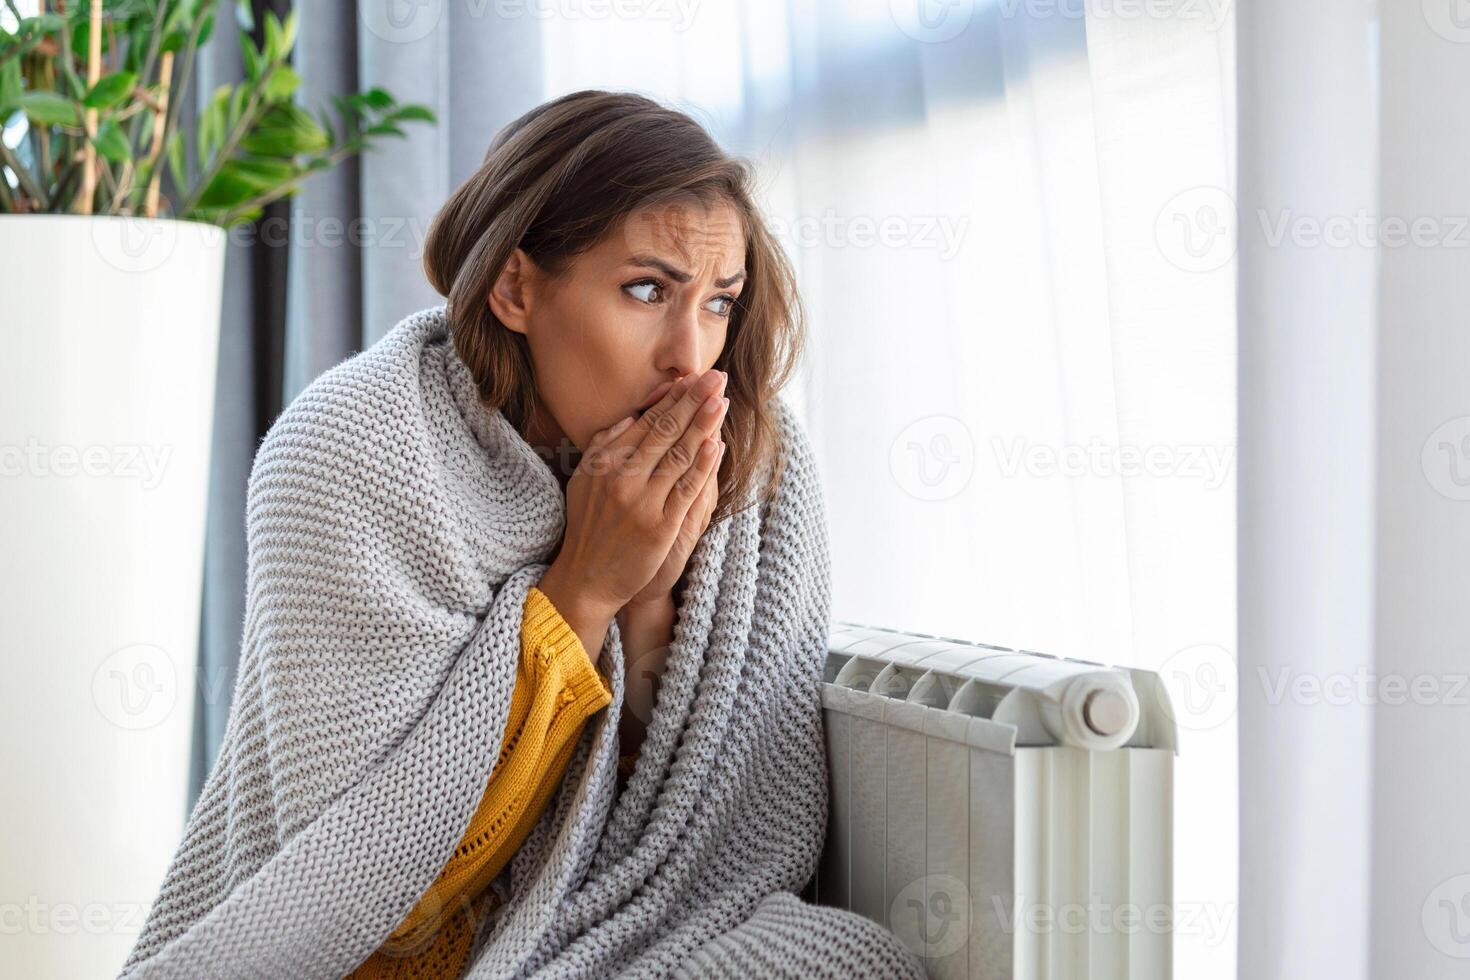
[119, 90, 924, 979]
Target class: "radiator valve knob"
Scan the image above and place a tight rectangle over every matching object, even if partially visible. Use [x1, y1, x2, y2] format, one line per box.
[1083, 688, 1132, 737]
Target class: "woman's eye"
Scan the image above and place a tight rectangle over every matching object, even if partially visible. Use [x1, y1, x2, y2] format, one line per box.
[624, 279, 737, 319]
[625, 280, 661, 304]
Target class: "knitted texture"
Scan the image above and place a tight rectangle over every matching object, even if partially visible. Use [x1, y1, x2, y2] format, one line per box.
[117, 304, 924, 979]
[349, 586, 613, 978]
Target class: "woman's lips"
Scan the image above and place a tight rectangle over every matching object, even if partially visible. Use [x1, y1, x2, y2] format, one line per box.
[636, 380, 676, 415]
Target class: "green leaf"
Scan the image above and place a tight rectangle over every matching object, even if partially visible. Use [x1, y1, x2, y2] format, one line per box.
[388, 104, 437, 124]
[329, 94, 360, 141]
[262, 10, 282, 62]
[361, 87, 393, 109]
[123, 22, 147, 73]
[0, 56, 22, 117]
[21, 14, 66, 35]
[17, 90, 79, 127]
[166, 128, 186, 190]
[70, 20, 90, 60]
[195, 167, 257, 208]
[363, 121, 406, 138]
[197, 11, 216, 47]
[161, 3, 189, 37]
[196, 83, 232, 168]
[240, 101, 329, 156]
[239, 32, 261, 83]
[83, 71, 137, 110]
[1, 16, 63, 62]
[225, 154, 297, 188]
[279, 8, 299, 57]
[159, 27, 187, 53]
[263, 65, 300, 102]
[315, 107, 335, 144]
[228, 84, 248, 127]
[92, 117, 131, 164]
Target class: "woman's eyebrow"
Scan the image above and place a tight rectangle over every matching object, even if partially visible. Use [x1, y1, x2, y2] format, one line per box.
[627, 254, 745, 288]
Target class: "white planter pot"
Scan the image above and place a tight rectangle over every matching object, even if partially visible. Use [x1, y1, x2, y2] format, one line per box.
[0, 214, 226, 979]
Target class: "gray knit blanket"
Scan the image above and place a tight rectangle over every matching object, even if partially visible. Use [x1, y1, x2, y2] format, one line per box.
[118, 305, 924, 979]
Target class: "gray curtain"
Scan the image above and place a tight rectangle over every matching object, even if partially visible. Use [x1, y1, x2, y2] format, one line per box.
[188, 2, 547, 809]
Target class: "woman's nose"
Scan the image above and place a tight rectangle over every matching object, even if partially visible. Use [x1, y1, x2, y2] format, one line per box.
[660, 308, 705, 376]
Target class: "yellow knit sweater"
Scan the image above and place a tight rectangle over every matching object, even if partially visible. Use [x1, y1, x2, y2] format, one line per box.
[347, 586, 612, 978]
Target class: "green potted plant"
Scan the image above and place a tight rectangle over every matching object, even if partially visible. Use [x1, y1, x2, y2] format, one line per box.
[0, 5, 435, 976]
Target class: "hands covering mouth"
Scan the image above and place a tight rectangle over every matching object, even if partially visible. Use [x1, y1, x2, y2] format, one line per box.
[635, 379, 678, 418]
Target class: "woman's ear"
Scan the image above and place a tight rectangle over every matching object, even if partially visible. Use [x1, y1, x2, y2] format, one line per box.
[488, 247, 538, 336]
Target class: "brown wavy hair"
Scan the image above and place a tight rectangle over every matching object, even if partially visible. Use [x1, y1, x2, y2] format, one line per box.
[421, 89, 805, 523]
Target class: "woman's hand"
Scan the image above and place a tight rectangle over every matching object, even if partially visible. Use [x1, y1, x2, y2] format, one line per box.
[537, 367, 729, 634]
[626, 429, 723, 609]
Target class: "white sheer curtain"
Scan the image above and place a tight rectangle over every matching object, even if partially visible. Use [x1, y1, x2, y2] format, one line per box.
[538, 3, 1235, 977]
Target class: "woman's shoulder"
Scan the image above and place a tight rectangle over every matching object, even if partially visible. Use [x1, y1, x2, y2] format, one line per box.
[245, 305, 452, 517]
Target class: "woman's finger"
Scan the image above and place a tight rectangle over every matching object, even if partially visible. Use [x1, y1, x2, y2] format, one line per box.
[631, 370, 727, 481]
[663, 431, 721, 525]
[702, 444, 722, 517]
[589, 413, 636, 449]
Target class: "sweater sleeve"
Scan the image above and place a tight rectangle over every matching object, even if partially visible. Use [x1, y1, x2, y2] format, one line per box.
[348, 585, 612, 977]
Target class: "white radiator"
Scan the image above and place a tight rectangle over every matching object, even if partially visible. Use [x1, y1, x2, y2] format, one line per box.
[812, 622, 1178, 980]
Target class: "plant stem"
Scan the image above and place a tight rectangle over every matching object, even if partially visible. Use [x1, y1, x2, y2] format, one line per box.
[0, 11, 43, 70]
[0, 137, 48, 207]
[159, 0, 218, 204]
[143, 48, 172, 218]
[178, 61, 278, 215]
[124, 0, 169, 163]
[53, 5, 89, 99]
[77, 0, 101, 214]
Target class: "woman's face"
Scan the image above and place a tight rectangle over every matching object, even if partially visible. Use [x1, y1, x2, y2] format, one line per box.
[489, 199, 746, 470]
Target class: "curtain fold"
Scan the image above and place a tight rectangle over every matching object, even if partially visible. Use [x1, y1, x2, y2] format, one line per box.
[1236, 2, 1378, 977]
[1242, 1, 1470, 977]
